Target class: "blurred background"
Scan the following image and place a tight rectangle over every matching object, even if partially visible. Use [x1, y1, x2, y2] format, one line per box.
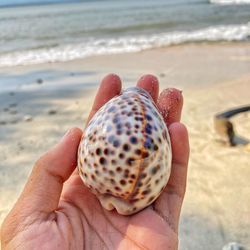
[0, 0, 250, 249]
[0, 0, 250, 67]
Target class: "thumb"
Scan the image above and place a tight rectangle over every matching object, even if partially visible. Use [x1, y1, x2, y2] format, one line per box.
[14, 127, 82, 216]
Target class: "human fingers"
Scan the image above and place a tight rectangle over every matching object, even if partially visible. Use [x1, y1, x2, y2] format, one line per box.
[136, 74, 159, 103]
[153, 122, 189, 232]
[9, 127, 82, 217]
[157, 88, 183, 126]
[87, 74, 122, 124]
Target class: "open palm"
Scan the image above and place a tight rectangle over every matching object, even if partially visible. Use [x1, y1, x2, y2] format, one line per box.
[1, 74, 189, 250]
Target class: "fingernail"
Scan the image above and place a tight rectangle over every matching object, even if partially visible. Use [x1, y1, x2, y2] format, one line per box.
[61, 128, 72, 141]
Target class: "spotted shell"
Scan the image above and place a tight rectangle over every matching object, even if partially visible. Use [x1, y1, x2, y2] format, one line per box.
[78, 87, 172, 215]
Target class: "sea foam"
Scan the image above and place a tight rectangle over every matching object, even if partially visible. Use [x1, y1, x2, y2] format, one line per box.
[210, 0, 250, 4]
[0, 22, 249, 67]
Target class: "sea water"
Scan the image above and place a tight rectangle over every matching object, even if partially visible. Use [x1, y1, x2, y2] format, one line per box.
[0, 0, 249, 67]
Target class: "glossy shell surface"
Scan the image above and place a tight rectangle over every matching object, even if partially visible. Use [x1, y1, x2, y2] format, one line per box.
[78, 87, 172, 215]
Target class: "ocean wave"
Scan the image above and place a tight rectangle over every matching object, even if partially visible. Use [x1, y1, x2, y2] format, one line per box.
[210, 0, 250, 4]
[0, 22, 250, 67]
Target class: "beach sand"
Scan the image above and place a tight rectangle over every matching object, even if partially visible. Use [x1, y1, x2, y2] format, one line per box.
[0, 43, 250, 250]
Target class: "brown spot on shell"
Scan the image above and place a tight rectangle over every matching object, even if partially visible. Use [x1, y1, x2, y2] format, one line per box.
[109, 170, 115, 176]
[123, 144, 130, 151]
[116, 167, 122, 173]
[110, 179, 116, 185]
[148, 196, 155, 203]
[96, 148, 102, 155]
[142, 189, 151, 196]
[120, 180, 126, 186]
[119, 153, 125, 159]
[151, 165, 160, 175]
[99, 157, 107, 165]
[104, 148, 109, 155]
[127, 157, 135, 166]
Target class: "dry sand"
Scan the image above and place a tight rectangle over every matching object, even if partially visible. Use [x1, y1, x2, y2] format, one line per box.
[0, 43, 250, 250]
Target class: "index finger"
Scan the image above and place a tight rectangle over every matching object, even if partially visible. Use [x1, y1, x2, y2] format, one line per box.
[87, 74, 122, 124]
[157, 88, 183, 126]
[68, 74, 122, 179]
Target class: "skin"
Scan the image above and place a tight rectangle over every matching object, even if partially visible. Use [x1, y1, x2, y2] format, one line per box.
[1, 74, 189, 250]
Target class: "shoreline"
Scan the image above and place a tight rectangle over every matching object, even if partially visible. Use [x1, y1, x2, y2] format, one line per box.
[1, 41, 250, 69]
[1, 42, 250, 92]
[0, 42, 250, 249]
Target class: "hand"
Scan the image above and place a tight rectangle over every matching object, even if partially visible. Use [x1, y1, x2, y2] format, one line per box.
[1, 74, 189, 250]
